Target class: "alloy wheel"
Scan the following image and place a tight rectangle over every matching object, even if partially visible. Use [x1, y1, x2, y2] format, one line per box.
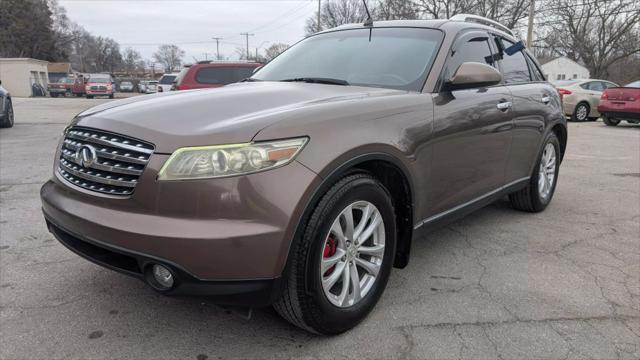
[538, 143, 556, 200]
[320, 201, 385, 308]
[576, 104, 588, 121]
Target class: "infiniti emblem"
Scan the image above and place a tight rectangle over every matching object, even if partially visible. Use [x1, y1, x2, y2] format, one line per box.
[75, 144, 98, 168]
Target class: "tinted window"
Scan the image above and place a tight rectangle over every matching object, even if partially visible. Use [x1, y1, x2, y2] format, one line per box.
[444, 36, 494, 80]
[582, 81, 605, 91]
[525, 54, 545, 81]
[196, 67, 256, 85]
[159, 75, 176, 85]
[253, 28, 443, 92]
[498, 39, 531, 83]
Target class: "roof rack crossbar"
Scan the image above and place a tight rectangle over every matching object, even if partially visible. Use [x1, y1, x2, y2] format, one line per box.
[450, 14, 514, 36]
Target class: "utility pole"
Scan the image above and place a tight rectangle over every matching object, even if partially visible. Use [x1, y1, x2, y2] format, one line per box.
[317, 0, 321, 32]
[212, 37, 223, 59]
[203, 52, 211, 61]
[526, 0, 535, 46]
[240, 32, 254, 60]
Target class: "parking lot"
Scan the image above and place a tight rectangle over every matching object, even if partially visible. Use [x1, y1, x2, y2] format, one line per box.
[0, 97, 638, 359]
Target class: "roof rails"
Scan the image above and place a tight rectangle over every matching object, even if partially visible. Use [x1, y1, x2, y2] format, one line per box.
[450, 14, 514, 36]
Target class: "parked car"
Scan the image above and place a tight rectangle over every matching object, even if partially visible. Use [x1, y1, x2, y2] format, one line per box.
[157, 73, 179, 92]
[0, 80, 14, 128]
[171, 61, 261, 90]
[70, 76, 86, 97]
[598, 80, 640, 126]
[138, 80, 158, 94]
[552, 79, 618, 121]
[119, 81, 134, 92]
[85, 75, 115, 99]
[41, 15, 567, 335]
[48, 77, 74, 97]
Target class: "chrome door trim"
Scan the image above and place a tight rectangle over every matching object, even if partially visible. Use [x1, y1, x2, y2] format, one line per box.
[414, 176, 530, 229]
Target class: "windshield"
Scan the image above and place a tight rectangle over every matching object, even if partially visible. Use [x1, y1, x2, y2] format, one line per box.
[121, 81, 132, 86]
[252, 27, 443, 92]
[159, 75, 176, 84]
[89, 78, 111, 84]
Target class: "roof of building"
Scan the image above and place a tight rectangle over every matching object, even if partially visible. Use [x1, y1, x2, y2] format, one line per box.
[540, 56, 588, 69]
[0, 57, 49, 65]
[48, 62, 72, 73]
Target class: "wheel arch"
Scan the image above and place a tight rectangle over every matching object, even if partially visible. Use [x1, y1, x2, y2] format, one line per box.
[551, 123, 567, 162]
[284, 151, 416, 294]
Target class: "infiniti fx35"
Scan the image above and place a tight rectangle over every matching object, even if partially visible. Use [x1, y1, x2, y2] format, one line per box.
[41, 16, 567, 334]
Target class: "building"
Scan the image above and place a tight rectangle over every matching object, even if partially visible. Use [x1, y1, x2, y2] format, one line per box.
[0, 58, 49, 97]
[48, 62, 73, 83]
[541, 56, 590, 81]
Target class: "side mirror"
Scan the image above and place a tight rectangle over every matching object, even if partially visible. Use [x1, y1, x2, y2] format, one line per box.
[445, 62, 502, 91]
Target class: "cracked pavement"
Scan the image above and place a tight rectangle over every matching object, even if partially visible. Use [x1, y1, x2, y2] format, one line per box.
[1, 97, 639, 359]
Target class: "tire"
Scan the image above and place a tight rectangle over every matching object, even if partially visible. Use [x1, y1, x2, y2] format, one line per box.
[274, 173, 397, 335]
[572, 102, 590, 122]
[588, 117, 598, 121]
[0, 99, 14, 128]
[109, 94, 114, 99]
[602, 116, 620, 126]
[86, 95, 93, 99]
[509, 132, 560, 212]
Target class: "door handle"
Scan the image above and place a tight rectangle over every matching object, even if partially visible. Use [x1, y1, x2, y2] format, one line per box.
[541, 96, 550, 104]
[496, 101, 512, 111]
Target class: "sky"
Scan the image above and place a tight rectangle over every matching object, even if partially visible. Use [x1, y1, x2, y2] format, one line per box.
[58, 0, 317, 62]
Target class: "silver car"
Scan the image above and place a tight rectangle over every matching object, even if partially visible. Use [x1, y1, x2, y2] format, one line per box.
[553, 79, 619, 121]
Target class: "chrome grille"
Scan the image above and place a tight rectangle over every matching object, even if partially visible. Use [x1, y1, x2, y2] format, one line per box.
[90, 86, 107, 91]
[57, 127, 154, 196]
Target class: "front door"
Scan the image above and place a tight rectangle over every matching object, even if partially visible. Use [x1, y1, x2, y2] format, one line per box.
[426, 31, 513, 217]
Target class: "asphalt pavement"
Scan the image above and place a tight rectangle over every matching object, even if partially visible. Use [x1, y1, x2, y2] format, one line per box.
[1, 96, 638, 359]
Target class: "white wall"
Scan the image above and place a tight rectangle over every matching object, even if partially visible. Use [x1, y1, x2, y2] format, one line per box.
[0, 58, 49, 97]
[541, 57, 590, 81]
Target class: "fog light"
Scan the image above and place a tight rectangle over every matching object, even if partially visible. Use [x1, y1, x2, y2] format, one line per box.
[151, 264, 174, 289]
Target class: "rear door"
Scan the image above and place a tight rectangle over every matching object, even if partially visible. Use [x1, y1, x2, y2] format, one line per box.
[427, 30, 514, 216]
[494, 36, 557, 182]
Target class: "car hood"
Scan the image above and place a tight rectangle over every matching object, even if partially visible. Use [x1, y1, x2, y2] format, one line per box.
[73, 82, 405, 153]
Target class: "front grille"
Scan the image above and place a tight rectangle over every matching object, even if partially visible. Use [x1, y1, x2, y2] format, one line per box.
[90, 85, 107, 91]
[57, 127, 155, 196]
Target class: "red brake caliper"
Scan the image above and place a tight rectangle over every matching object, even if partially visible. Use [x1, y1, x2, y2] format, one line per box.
[323, 235, 338, 276]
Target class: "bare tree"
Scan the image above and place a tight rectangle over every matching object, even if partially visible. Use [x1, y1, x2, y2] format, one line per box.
[540, 0, 640, 78]
[305, 0, 372, 35]
[264, 43, 289, 62]
[153, 44, 185, 73]
[415, 0, 476, 19]
[122, 47, 142, 74]
[474, 0, 531, 28]
[235, 47, 248, 60]
[377, 0, 420, 20]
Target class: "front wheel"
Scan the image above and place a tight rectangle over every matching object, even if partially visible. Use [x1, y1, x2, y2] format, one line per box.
[274, 173, 396, 335]
[510, 132, 560, 212]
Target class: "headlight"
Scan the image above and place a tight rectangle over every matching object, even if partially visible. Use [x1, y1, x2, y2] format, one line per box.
[157, 137, 308, 180]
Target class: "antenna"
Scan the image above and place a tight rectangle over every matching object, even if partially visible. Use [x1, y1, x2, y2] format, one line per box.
[362, 0, 373, 27]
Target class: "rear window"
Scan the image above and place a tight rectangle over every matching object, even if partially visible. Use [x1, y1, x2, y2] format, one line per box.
[159, 75, 176, 85]
[195, 66, 257, 85]
[624, 80, 640, 88]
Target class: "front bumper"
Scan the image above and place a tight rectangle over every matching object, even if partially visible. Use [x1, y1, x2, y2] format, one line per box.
[40, 156, 320, 295]
[44, 216, 282, 305]
[49, 88, 67, 94]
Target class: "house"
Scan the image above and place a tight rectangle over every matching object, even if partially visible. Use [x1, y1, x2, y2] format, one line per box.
[48, 62, 73, 83]
[541, 56, 590, 81]
[0, 58, 49, 97]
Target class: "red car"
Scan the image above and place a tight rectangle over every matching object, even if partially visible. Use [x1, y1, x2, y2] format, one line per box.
[172, 61, 261, 90]
[598, 80, 640, 126]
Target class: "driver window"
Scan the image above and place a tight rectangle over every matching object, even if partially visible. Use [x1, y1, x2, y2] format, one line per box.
[444, 36, 494, 81]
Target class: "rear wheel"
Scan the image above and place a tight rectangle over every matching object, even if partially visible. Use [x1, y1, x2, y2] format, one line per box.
[274, 173, 396, 335]
[510, 132, 560, 212]
[602, 116, 620, 126]
[86, 95, 93, 99]
[572, 102, 590, 122]
[0, 99, 14, 128]
[109, 94, 114, 99]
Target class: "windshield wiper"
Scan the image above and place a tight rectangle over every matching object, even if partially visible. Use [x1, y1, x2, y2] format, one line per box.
[240, 78, 262, 82]
[280, 77, 349, 86]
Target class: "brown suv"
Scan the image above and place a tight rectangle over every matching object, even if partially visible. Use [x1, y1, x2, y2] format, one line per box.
[40, 16, 566, 335]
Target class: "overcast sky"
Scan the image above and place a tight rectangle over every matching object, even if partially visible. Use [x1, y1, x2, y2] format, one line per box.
[59, 0, 316, 62]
